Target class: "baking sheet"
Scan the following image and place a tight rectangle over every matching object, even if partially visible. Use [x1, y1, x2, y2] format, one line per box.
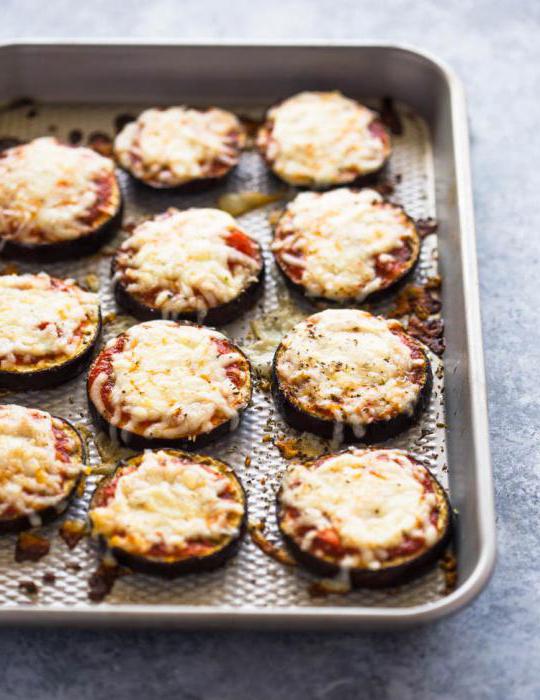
[0, 99, 454, 610]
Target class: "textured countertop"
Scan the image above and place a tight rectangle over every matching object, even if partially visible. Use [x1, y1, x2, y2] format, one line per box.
[0, 1, 539, 698]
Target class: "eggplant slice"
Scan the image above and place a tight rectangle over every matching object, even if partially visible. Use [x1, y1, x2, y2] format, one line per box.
[257, 91, 391, 188]
[272, 188, 420, 305]
[112, 208, 264, 325]
[113, 106, 246, 189]
[0, 273, 101, 391]
[277, 448, 451, 587]
[89, 449, 246, 577]
[272, 309, 432, 443]
[87, 320, 252, 450]
[0, 137, 122, 262]
[0, 404, 86, 534]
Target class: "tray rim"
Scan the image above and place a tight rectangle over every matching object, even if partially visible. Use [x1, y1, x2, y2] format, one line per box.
[0, 39, 495, 627]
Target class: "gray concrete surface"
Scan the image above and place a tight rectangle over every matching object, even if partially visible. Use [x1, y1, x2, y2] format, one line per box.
[0, 1, 538, 698]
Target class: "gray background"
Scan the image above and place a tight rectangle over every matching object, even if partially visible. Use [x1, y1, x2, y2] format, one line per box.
[0, 1, 538, 698]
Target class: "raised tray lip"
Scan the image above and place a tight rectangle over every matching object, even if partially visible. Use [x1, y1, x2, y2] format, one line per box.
[0, 40, 496, 627]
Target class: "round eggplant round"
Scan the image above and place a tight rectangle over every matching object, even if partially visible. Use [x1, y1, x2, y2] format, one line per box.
[0, 137, 122, 262]
[277, 448, 451, 588]
[111, 208, 264, 325]
[113, 106, 246, 189]
[87, 320, 253, 450]
[256, 91, 391, 188]
[272, 309, 432, 443]
[271, 188, 420, 306]
[89, 449, 247, 577]
[0, 274, 102, 391]
[0, 409, 86, 534]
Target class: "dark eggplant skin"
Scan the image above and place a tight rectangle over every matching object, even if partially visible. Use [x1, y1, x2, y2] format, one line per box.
[89, 450, 247, 578]
[0, 198, 123, 263]
[272, 205, 421, 307]
[276, 453, 452, 588]
[111, 250, 265, 326]
[88, 396, 250, 452]
[87, 338, 253, 451]
[0, 313, 102, 391]
[122, 168, 237, 193]
[272, 341, 432, 444]
[263, 163, 390, 193]
[0, 416, 86, 535]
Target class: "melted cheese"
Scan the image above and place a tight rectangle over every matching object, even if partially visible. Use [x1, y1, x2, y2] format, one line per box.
[89, 321, 249, 439]
[273, 188, 416, 301]
[261, 92, 388, 186]
[276, 310, 425, 430]
[0, 137, 117, 243]
[90, 450, 244, 554]
[114, 107, 243, 186]
[116, 208, 260, 314]
[243, 295, 308, 378]
[281, 449, 439, 567]
[0, 404, 82, 518]
[0, 273, 99, 371]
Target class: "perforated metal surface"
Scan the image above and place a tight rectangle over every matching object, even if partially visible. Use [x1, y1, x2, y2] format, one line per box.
[0, 100, 449, 611]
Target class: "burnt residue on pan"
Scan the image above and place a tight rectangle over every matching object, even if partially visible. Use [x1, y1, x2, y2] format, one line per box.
[59, 519, 89, 550]
[2, 97, 35, 112]
[114, 113, 136, 134]
[15, 532, 51, 563]
[68, 129, 83, 145]
[390, 277, 445, 355]
[42, 571, 57, 585]
[408, 316, 445, 356]
[416, 217, 439, 238]
[380, 97, 403, 136]
[19, 580, 39, 597]
[87, 131, 113, 157]
[88, 561, 127, 602]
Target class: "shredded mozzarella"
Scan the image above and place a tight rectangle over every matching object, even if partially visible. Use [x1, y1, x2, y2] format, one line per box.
[89, 321, 249, 439]
[281, 449, 439, 565]
[0, 137, 117, 243]
[114, 107, 243, 186]
[261, 92, 388, 186]
[0, 273, 99, 371]
[273, 188, 416, 301]
[0, 404, 82, 518]
[242, 296, 308, 378]
[90, 450, 244, 554]
[116, 208, 260, 314]
[275, 309, 425, 429]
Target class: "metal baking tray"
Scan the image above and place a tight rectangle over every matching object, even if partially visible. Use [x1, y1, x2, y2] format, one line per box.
[0, 41, 495, 628]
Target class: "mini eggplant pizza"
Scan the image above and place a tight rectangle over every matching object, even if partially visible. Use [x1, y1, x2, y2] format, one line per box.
[87, 320, 252, 449]
[0, 273, 101, 390]
[277, 448, 451, 587]
[0, 404, 85, 533]
[272, 309, 431, 442]
[113, 106, 245, 188]
[89, 449, 246, 577]
[0, 137, 121, 261]
[112, 208, 264, 324]
[272, 188, 420, 303]
[257, 91, 391, 188]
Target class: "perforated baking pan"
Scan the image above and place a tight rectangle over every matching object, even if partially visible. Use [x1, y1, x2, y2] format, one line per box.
[0, 41, 495, 628]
